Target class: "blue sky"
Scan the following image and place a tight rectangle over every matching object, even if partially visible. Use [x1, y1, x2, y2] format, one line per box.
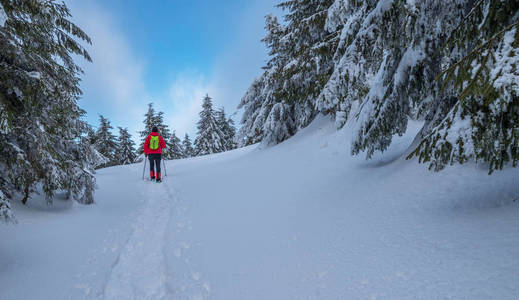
[65, 0, 280, 141]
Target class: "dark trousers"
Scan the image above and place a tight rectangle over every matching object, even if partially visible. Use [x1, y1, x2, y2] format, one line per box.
[148, 153, 161, 175]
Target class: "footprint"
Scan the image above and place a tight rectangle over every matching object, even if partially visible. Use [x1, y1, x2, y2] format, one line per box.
[192, 272, 201, 281]
[203, 282, 211, 293]
[317, 270, 328, 279]
[192, 293, 204, 300]
[173, 248, 181, 258]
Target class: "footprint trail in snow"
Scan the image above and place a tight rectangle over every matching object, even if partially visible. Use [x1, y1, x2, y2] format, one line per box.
[103, 180, 172, 299]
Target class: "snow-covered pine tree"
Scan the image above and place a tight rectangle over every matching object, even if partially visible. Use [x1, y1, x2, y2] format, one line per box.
[67, 126, 107, 204]
[0, 190, 14, 223]
[226, 116, 237, 150]
[317, 0, 376, 126]
[168, 131, 185, 159]
[138, 102, 156, 154]
[275, 0, 336, 127]
[216, 107, 237, 150]
[409, 0, 519, 173]
[320, 0, 519, 173]
[237, 0, 335, 147]
[317, 0, 460, 159]
[115, 127, 136, 165]
[194, 94, 226, 155]
[236, 76, 269, 146]
[238, 0, 519, 174]
[94, 115, 118, 168]
[154, 111, 170, 138]
[153, 110, 172, 159]
[86, 125, 97, 145]
[0, 0, 97, 217]
[237, 15, 295, 147]
[183, 134, 194, 158]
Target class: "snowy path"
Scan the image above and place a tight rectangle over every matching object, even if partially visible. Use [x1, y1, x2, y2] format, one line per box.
[103, 179, 173, 299]
[99, 173, 211, 300]
[2, 116, 519, 299]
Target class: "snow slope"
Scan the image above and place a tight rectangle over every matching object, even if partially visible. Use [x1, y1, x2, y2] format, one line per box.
[1, 115, 519, 299]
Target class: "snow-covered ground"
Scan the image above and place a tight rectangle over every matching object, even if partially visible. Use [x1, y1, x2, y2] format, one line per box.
[2, 115, 519, 299]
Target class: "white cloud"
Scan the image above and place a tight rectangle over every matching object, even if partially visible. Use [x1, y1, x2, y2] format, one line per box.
[65, 0, 149, 139]
[162, 0, 279, 139]
[164, 72, 216, 138]
[206, 0, 280, 125]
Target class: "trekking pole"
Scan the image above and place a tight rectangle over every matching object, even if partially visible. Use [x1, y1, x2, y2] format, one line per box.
[142, 156, 147, 180]
[163, 158, 167, 177]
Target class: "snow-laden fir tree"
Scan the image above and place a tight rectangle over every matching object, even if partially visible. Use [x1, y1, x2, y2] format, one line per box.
[237, 15, 293, 147]
[216, 107, 237, 150]
[86, 125, 97, 145]
[226, 116, 237, 150]
[0, 190, 14, 223]
[153, 110, 172, 159]
[154, 111, 171, 139]
[137, 103, 173, 158]
[168, 131, 185, 159]
[409, 0, 519, 173]
[236, 76, 268, 146]
[0, 0, 98, 219]
[183, 134, 194, 158]
[275, 0, 336, 126]
[320, 0, 519, 173]
[237, 0, 336, 147]
[194, 94, 226, 155]
[240, 0, 519, 174]
[316, 0, 464, 159]
[94, 115, 118, 168]
[67, 128, 107, 204]
[138, 103, 156, 154]
[115, 127, 136, 165]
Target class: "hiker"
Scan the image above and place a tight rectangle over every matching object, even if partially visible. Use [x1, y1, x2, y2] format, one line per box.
[144, 126, 166, 182]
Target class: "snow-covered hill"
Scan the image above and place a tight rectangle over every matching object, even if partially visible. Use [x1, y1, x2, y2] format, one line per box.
[2, 115, 519, 299]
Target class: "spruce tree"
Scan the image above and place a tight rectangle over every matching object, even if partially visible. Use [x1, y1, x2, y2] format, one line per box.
[325, 0, 451, 159]
[0, 190, 14, 223]
[237, 15, 294, 147]
[183, 134, 194, 158]
[138, 103, 156, 154]
[70, 130, 107, 204]
[153, 110, 172, 159]
[226, 117, 237, 150]
[409, 0, 519, 173]
[238, 0, 519, 174]
[194, 94, 226, 155]
[95, 115, 118, 168]
[169, 131, 185, 159]
[216, 107, 237, 150]
[0, 0, 98, 216]
[320, 0, 519, 173]
[154, 111, 171, 139]
[275, 0, 336, 126]
[237, 77, 268, 146]
[115, 127, 136, 165]
[86, 125, 97, 145]
[237, 0, 335, 147]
